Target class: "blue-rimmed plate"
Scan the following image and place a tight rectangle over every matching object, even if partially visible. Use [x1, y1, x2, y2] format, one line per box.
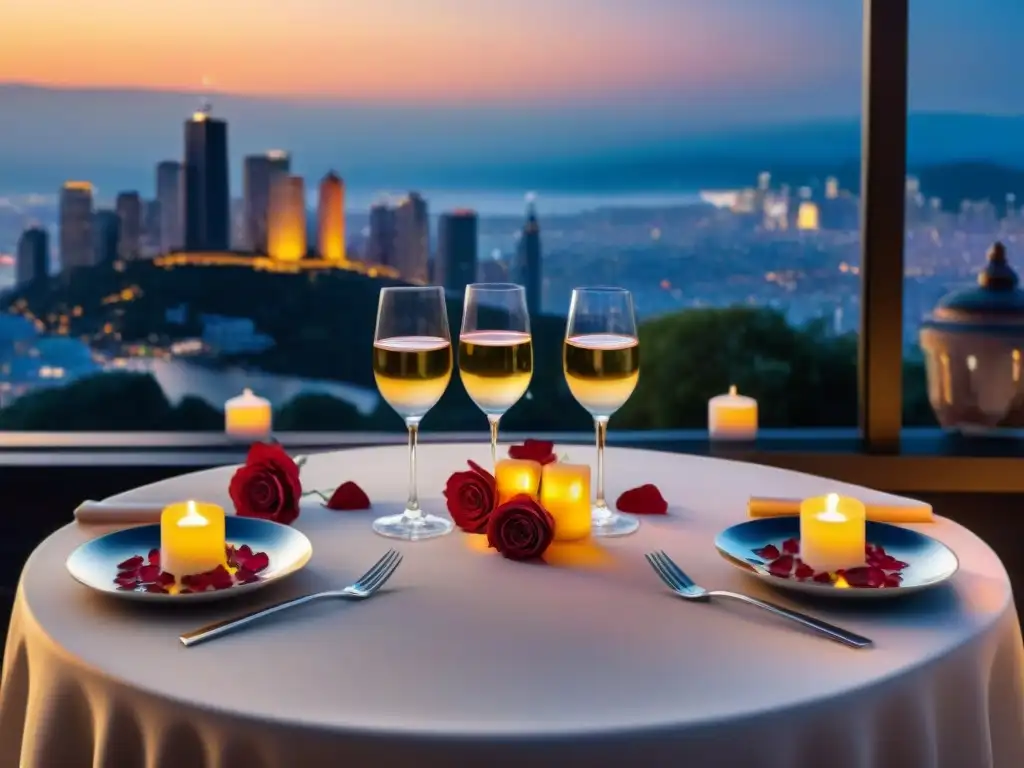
[67, 516, 313, 603]
[715, 517, 959, 600]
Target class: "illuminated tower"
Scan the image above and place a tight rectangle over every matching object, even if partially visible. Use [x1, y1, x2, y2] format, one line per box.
[59, 181, 95, 271]
[244, 151, 290, 253]
[436, 210, 478, 294]
[366, 201, 396, 266]
[394, 192, 429, 282]
[317, 171, 345, 261]
[515, 194, 542, 316]
[267, 175, 307, 262]
[156, 160, 183, 253]
[183, 108, 230, 251]
[16, 227, 49, 287]
[115, 191, 142, 261]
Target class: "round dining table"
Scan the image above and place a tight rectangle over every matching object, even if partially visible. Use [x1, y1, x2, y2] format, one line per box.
[2, 444, 1022, 768]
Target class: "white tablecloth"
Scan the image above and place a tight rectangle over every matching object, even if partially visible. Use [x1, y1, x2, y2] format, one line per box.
[2, 445, 1022, 768]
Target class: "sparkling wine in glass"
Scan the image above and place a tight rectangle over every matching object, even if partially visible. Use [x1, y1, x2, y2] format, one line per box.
[564, 287, 640, 537]
[372, 286, 454, 540]
[459, 284, 533, 465]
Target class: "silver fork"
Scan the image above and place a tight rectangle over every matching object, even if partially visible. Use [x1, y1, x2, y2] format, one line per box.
[180, 549, 403, 648]
[645, 551, 872, 649]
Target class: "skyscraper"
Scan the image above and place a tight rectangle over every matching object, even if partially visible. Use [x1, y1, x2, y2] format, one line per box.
[267, 175, 307, 262]
[394, 192, 429, 282]
[515, 197, 542, 316]
[436, 210, 478, 295]
[156, 160, 183, 253]
[366, 202, 396, 266]
[317, 172, 345, 261]
[183, 110, 230, 251]
[16, 227, 49, 287]
[92, 210, 120, 265]
[141, 199, 161, 258]
[59, 181, 94, 271]
[243, 151, 290, 253]
[115, 191, 142, 261]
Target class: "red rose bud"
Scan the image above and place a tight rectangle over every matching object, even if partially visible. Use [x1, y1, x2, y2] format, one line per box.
[228, 442, 302, 526]
[486, 494, 555, 561]
[508, 439, 557, 465]
[444, 460, 497, 534]
[615, 484, 668, 515]
[324, 481, 371, 511]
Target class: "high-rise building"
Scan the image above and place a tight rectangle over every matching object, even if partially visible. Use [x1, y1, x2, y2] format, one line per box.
[243, 151, 290, 253]
[267, 175, 307, 262]
[141, 199, 161, 258]
[156, 161, 182, 253]
[59, 181, 94, 271]
[115, 191, 142, 261]
[436, 210, 478, 295]
[183, 110, 230, 251]
[366, 202, 396, 266]
[515, 197, 542, 316]
[317, 172, 345, 261]
[92, 210, 120, 265]
[16, 227, 49, 287]
[825, 176, 840, 200]
[394, 192, 429, 282]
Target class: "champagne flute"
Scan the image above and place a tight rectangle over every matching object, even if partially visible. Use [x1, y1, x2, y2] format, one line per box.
[459, 284, 533, 465]
[372, 286, 454, 541]
[564, 287, 640, 537]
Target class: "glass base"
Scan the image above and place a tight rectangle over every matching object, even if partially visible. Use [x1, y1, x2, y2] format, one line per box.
[372, 511, 453, 541]
[591, 508, 640, 537]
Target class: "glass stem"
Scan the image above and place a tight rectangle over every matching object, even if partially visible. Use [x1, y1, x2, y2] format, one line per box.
[405, 420, 422, 518]
[488, 415, 501, 467]
[594, 416, 611, 520]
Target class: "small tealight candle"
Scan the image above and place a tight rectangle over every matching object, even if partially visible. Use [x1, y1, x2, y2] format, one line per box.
[799, 493, 866, 572]
[160, 500, 227, 579]
[494, 459, 542, 504]
[708, 385, 758, 441]
[540, 462, 592, 541]
[225, 388, 272, 440]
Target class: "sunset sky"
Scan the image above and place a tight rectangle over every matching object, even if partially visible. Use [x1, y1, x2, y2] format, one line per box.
[1, 0, 1022, 196]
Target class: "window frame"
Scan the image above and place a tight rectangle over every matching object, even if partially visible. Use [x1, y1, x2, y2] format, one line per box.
[9, 0, 1016, 495]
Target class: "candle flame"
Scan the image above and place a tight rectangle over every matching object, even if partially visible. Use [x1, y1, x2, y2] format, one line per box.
[728, 384, 737, 396]
[818, 493, 846, 523]
[178, 500, 209, 528]
[826, 493, 839, 513]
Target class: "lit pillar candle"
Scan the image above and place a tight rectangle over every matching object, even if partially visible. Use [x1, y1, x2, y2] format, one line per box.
[540, 462, 591, 541]
[799, 493, 866, 572]
[160, 500, 227, 579]
[708, 385, 758, 440]
[494, 459, 542, 504]
[225, 388, 272, 440]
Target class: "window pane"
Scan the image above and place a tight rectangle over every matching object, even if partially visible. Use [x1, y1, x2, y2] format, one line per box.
[0, 1, 861, 434]
[904, 0, 1024, 430]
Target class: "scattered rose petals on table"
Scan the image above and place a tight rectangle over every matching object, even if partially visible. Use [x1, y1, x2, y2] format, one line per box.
[752, 538, 909, 588]
[507, 439, 558, 465]
[114, 543, 270, 594]
[323, 481, 372, 511]
[615, 484, 669, 515]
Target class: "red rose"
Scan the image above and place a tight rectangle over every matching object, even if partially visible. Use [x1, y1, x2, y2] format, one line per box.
[487, 494, 555, 561]
[444, 460, 496, 533]
[228, 442, 302, 526]
[508, 439, 558, 465]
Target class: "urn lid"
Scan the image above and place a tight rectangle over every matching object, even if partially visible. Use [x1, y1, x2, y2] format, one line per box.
[930, 242, 1024, 324]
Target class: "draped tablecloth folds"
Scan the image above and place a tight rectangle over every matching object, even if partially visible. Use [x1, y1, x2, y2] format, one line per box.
[2, 445, 1022, 767]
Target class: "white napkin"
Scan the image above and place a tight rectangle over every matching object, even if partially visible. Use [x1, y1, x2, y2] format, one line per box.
[74, 500, 167, 525]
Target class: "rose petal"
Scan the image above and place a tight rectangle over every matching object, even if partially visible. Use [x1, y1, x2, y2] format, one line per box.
[235, 568, 259, 584]
[324, 481, 371, 511]
[243, 551, 269, 574]
[137, 564, 161, 584]
[114, 574, 138, 587]
[507, 439, 557, 465]
[884, 573, 903, 588]
[117, 555, 144, 570]
[782, 538, 800, 555]
[147, 549, 160, 566]
[158, 571, 175, 585]
[615, 484, 669, 515]
[813, 571, 833, 583]
[795, 561, 815, 579]
[207, 565, 234, 590]
[767, 554, 794, 577]
[144, 583, 169, 594]
[225, 546, 237, 569]
[844, 566, 886, 588]
[753, 544, 780, 560]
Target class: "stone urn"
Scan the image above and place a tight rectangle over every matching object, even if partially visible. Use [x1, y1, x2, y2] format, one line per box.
[920, 242, 1024, 433]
